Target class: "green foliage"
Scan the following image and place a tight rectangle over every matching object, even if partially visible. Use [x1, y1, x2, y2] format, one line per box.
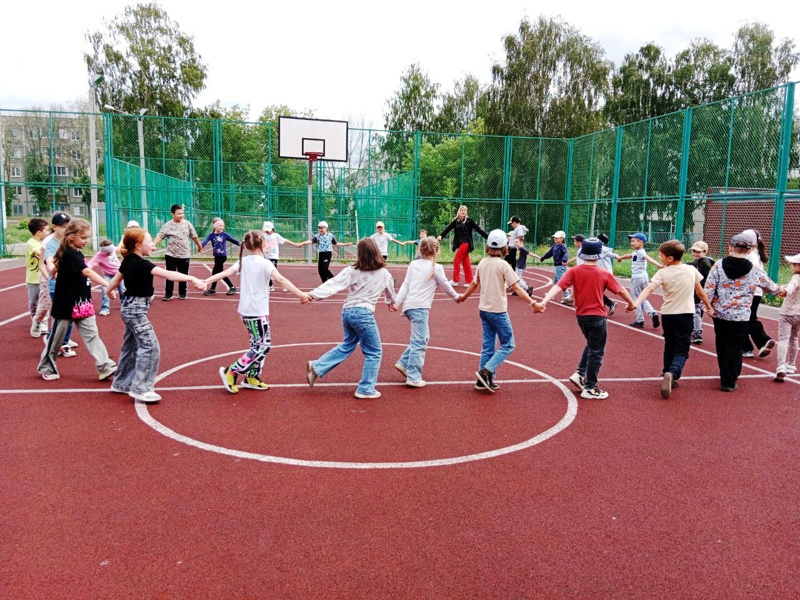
[85, 3, 207, 117]
[24, 149, 51, 214]
[732, 22, 800, 94]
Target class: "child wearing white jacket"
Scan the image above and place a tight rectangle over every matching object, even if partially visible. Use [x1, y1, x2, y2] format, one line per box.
[394, 237, 459, 387]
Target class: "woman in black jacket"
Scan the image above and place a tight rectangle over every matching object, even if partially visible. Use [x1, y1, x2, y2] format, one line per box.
[437, 205, 488, 286]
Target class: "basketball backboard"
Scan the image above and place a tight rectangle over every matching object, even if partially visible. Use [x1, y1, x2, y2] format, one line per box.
[278, 116, 349, 162]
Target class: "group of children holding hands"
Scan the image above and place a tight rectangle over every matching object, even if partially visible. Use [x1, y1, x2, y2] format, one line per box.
[23, 208, 800, 405]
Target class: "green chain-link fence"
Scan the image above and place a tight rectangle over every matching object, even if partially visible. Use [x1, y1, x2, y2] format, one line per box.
[1, 83, 797, 278]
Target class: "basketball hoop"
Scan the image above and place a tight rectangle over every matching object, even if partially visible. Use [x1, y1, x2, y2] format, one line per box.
[303, 151, 323, 163]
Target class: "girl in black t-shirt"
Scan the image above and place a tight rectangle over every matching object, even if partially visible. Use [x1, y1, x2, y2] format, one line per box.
[37, 219, 118, 381]
[105, 228, 206, 403]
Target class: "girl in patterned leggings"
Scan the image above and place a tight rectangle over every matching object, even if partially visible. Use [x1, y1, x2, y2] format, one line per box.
[207, 230, 308, 394]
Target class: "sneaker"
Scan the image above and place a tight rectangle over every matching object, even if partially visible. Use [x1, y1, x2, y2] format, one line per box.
[691, 334, 703, 345]
[580, 387, 609, 399]
[129, 390, 162, 404]
[561, 297, 574, 306]
[629, 321, 644, 329]
[178, 295, 187, 300]
[660, 372, 674, 399]
[98, 365, 118, 381]
[226, 287, 237, 296]
[742, 351, 754, 358]
[474, 380, 487, 390]
[162, 296, 172, 301]
[39, 321, 48, 334]
[448, 280, 459, 287]
[240, 376, 270, 390]
[651, 313, 661, 328]
[774, 371, 786, 383]
[354, 390, 381, 399]
[110, 385, 128, 394]
[568, 372, 586, 391]
[65, 340, 78, 349]
[788, 366, 797, 374]
[607, 303, 616, 316]
[306, 361, 317, 387]
[475, 368, 497, 393]
[99, 308, 110, 316]
[30, 319, 41, 338]
[757, 339, 775, 358]
[219, 366, 239, 394]
[405, 379, 427, 388]
[59, 347, 77, 358]
[203, 289, 217, 296]
[282, 288, 288, 292]
[269, 286, 276, 292]
[720, 384, 739, 392]
[41, 371, 60, 381]
[394, 362, 407, 377]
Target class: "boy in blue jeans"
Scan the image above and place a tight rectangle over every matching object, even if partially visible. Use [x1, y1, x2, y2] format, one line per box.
[537, 230, 569, 286]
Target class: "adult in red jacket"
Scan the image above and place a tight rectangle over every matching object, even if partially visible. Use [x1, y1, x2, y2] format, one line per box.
[437, 205, 488, 287]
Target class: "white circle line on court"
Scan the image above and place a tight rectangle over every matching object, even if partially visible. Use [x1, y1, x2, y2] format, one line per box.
[134, 342, 578, 469]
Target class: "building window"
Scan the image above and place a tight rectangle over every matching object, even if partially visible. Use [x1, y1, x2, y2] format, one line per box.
[11, 167, 21, 177]
[10, 147, 22, 159]
[54, 148, 62, 159]
[70, 130, 80, 141]
[72, 188, 83, 197]
[14, 186, 23, 195]
[72, 168, 81, 178]
[58, 129, 68, 140]
[13, 204, 24, 215]
[10, 128, 20, 139]
[73, 205, 84, 216]
[70, 149, 82, 160]
[55, 166, 68, 176]
[27, 128, 38, 139]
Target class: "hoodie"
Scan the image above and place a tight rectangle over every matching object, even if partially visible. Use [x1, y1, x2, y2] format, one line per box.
[704, 257, 778, 321]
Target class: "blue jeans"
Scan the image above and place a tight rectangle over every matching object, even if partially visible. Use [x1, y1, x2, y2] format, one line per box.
[479, 310, 515, 375]
[576, 315, 607, 390]
[114, 297, 160, 394]
[398, 308, 430, 382]
[554, 265, 566, 284]
[101, 274, 126, 312]
[312, 307, 382, 395]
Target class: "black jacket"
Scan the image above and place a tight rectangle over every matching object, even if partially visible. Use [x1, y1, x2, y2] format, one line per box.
[439, 218, 488, 252]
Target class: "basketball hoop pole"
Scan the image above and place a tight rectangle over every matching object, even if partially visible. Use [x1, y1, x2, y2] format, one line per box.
[306, 152, 321, 265]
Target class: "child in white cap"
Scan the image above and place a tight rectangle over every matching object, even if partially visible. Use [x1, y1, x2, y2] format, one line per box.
[775, 253, 800, 382]
[262, 220, 302, 291]
[536, 230, 569, 287]
[370, 221, 407, 260]
[617, 232, 662, 329]
[689, 241, 715, 344]
[297, 221, 353, 283]
[457, 229, 535, 393]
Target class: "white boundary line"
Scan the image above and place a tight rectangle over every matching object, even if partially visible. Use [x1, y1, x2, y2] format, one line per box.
[133, 342, 579, 469]
[0, 312, 29, 327]
[0, 283, 25, 293]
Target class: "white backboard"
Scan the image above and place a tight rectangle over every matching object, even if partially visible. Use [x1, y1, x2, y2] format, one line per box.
[278, 116, 349, 162]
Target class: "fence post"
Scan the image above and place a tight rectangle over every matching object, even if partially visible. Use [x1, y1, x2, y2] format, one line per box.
[213, 119, 222, 218]
[676, 108, 693, 244]
[768, 82, 795, 281]
[103, 113, 115, 242]
[502, 136, 512, 228]
[609, 127, 623, 246]
[563, 139, 574, 235]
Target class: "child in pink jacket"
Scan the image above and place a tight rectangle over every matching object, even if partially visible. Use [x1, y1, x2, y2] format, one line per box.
[87, 239, 126, 315]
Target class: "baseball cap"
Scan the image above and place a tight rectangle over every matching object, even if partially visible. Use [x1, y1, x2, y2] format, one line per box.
[126, 219, 140, 228]
[318, 221, 328, 229]
[487, 229, 508, 248]
[507, 215, 521, 224]
[571, 234, 585, 243]
[552, 230, 566, 239]
[376, 221, 385, 228]
[578, 237, 603, 261]
[730, 233, 754, 249]
[740, 229, 758, 246]
[627, 232, 647, 242]
[785, 253, 800, 264]
[262, 220, 274, 231]
[52, 213, 70, 226]
[691, 241, 709, 252]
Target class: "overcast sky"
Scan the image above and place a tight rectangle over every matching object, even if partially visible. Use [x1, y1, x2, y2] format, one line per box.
[2, 0, 799, 128]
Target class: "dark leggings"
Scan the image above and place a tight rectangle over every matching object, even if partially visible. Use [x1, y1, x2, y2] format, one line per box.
[742, 295, 772, 353]
[268, 259, 278, 286]
[164, 255, 190, 298]
[318, 251, 334, 282]
[210, 255, 234, 291]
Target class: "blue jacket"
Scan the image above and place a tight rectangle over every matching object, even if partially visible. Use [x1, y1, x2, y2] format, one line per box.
[540, 243, 568, 266]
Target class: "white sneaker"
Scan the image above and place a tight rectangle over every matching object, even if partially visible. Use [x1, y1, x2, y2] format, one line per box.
[59, 347, 77, 358]
[354, 390, 381, 399]
[40, 371, 60, 381]
[742, 351, 754, 358]
[580, 387, 609, 399]
[98, 364, 118, 381]
[568, 372, 586, 391]
[448, 280, 459, 287]
[269, 286, 276, 292]
[394, 362, 407, 377]
[405, 379, 427, 388]
[110, 386, 128, 394]
[129, 390, 162, 403]
[65, 340, 78, 349]
[30, 319, 41, 338]
[99, 308, 110, 316]
[39, 321, 49, 334]
[282, 288, 288, 292]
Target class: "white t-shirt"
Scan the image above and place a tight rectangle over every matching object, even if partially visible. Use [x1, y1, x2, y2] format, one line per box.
[396, 259, 459, 312]
[311, 267, 396, 312]
[263, 232, 287, 260]
[231, 255, 276, 317]
[650, 264, 702, 314]
[370, 232, 394, 256]
[747, 251, 765, 297]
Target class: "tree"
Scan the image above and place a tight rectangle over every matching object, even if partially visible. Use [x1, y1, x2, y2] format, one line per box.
[485, 16, 610, 138]
[732, 22, 799, 94]
[672, 39, 734, 106]
[84, 3, 208, 117]
[25, 149, 51, 215]
[434, 74, 487, 133]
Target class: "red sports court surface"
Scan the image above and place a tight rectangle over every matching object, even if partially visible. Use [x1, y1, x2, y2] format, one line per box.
[1, 259, 798, 599]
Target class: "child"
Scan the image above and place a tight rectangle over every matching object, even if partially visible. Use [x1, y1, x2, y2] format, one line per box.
[411, 229, 428, 259]
[617, 233, 661, 329]
[37, 219, 118, 382]
[562, 233, 586, 305]
[457, 230, 535, 393]
[534, 237, 636, 400]
[514, 236, 531, 293]
[201, 217, 240, 296]
[304, 238, 397, 399]
[87, 239, 125, 316]
[703, 233, 780, 392]
[774, 253, 800, 382]
[41, 213, 78, 357]
[741, 229, 775, 358]
[394, 236, 459, 387]
[370, 221, 407, 260]
[690, 241, 715, 344]
[117, 219, 140, 248]
[210, 231, 307, 394]
[105, 228, 207, 403]
[262, 220, 302, 291]
[537, 230, 569, 287]
[25, 218, 49, 337]
[629, 240, 714, 399]
[597, 233, 620, 316]
[297, 221, 353, 283]
[506, 215, 529, 270]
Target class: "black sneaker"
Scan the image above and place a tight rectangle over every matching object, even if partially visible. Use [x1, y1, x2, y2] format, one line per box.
[629, 321, 644, 329]
[651, 313, 661, 328]
[720, 384, 739, 392]
[178, 295, 187, 300]
[162, 296, 172, 302]
[691, 334, 703, 345]
[226, 286, 237, 296]
[203, 289, 217, 296]
[475, 368, 498, 393]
